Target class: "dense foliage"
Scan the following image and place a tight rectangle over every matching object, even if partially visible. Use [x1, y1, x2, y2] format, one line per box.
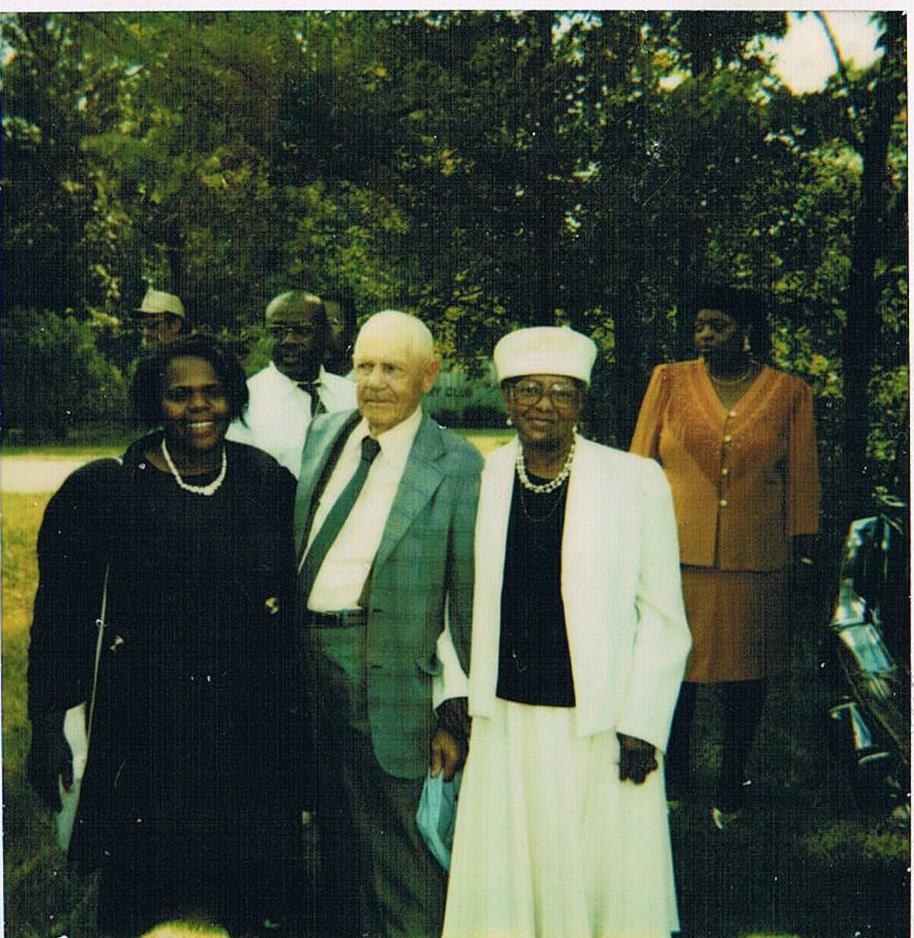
[2, 11, 907, 516]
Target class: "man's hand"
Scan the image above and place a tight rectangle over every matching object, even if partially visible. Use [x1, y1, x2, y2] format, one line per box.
[27, 711, 73, 812]
[430, 729, 464, 782]
[618, 733, 658, 785]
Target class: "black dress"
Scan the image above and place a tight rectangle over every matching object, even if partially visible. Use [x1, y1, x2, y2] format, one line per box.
[28, 433, 305, 936]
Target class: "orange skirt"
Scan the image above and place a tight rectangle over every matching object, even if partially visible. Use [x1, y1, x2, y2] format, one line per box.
[681, 566, 790, 682]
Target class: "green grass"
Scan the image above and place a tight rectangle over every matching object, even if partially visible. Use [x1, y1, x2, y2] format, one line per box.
[2, 445, 127, 459]
[2, 449, 908, 937]
[2, 492, 99, 937]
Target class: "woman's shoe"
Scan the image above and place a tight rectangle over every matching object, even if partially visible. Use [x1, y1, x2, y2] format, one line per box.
[710, 805, 742, 830]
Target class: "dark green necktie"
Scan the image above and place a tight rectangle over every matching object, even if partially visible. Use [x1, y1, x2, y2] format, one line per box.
[298, 435, 381, 599]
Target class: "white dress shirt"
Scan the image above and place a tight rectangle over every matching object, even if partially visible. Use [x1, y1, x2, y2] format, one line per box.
[303, 407, 423, 612]
[226, 362, 356, 476]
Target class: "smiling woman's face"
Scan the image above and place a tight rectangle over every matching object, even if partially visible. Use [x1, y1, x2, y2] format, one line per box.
[502, 373, 582, 452]
[161, 356, 231, 461]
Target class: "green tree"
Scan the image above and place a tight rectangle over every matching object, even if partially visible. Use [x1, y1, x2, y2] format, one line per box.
[3, 307, 128, 441]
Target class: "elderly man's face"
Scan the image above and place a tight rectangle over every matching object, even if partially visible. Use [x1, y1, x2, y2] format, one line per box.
[353, 332, 439, 436]
[268, 299, 325, 383]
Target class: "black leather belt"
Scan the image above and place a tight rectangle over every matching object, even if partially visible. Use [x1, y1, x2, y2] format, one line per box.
[307, 609, 368, 628]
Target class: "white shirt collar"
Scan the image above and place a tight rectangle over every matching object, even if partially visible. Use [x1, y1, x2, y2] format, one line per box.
[353, 406, 423, 470]
[266, 360, 328, 391]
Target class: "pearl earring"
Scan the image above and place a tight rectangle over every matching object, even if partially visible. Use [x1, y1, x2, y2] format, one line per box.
[506, 415, 513, 427]
[743, 335, 751, 353]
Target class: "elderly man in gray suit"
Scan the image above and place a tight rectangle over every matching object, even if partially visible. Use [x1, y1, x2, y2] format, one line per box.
[294, 310, 482, 938]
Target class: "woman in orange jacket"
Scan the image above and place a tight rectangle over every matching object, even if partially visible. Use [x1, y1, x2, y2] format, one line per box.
[630, 284, 820, 827]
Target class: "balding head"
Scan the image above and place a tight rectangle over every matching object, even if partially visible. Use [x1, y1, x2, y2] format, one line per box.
[352, 310, 440, 435]
[353, 310, 435, 366]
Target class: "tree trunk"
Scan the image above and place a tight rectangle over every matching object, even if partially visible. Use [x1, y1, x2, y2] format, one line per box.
[841, 13, 904, 514]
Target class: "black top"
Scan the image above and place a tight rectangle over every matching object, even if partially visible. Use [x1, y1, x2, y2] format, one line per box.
[497, 469, 576, 707]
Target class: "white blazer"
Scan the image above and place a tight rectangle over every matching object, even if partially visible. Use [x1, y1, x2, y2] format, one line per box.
[468, 436, 691, 751]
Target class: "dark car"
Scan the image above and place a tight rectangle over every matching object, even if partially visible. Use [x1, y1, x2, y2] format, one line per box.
[826, 498, 909, 819]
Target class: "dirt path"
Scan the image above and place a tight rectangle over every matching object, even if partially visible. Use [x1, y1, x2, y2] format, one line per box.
[1, 457, 90, 493]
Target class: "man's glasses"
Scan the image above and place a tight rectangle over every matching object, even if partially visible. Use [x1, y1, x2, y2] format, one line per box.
[510, 381, 579, 409]
[268, 323, 318, 339]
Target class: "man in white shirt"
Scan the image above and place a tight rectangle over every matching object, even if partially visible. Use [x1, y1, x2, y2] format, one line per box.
[226, 290, 355, 475]
[293, 310, 482, 938]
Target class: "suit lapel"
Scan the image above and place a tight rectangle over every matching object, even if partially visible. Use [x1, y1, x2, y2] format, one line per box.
[372, 414, 445, 573]
[292, 410, 359, 555]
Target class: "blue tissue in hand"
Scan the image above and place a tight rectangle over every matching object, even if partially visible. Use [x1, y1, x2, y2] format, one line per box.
[416, 769, 462, 870]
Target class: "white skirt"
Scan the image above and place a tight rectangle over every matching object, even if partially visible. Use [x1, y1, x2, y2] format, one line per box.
[443, 699, 679, 938]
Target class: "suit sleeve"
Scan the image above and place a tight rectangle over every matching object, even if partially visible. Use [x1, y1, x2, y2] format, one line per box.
[615, 459, 692, 752]
[432, 610, 468, 708]
[629, 365, 668, 461]
[787, 380, 821, 537]
[433, 451, 483, 704]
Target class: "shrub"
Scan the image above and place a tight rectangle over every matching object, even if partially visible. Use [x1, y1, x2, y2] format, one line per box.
[3, 307, 128, 442]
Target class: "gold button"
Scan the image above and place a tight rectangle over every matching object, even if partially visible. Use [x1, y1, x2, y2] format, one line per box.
[719, 499, 728, 507]
[723, 434, 732, 443]
[729, 410, 738, 418]
[721, 467, 730, 476]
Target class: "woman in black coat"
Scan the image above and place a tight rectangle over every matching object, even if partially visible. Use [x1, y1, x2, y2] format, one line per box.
[27, 335, 307, 937]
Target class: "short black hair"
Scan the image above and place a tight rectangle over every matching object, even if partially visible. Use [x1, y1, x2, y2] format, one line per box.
[264, 290, 328, 330]
[132, 334, 249, 426]
[695, 283, 769, 330]
[695, 283, 772, 356]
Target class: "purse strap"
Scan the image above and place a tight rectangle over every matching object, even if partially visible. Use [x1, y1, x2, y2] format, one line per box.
[86, 562, 111, 747]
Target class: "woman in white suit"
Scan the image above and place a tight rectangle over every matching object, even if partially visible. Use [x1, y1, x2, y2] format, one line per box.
[443, 327, 692, 938]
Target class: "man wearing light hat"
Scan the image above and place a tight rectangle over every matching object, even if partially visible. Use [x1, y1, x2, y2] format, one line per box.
[443, 326, 692, 938]
[134, 287, 186, 347]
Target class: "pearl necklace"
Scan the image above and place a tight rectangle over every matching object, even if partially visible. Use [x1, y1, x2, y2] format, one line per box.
[161, 438, 227, 496]
[516, 438, 576, 494]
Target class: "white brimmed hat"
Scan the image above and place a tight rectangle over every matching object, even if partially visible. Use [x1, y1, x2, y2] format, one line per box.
[493, 326, 597, 385]
[136, 288, 185, 318]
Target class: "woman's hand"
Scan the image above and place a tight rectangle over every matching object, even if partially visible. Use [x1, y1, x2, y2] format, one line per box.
[430, 729, 464, 782]
[431, 697, 470, 781]
[617, 733, 658, 784]
[26, 711, 72, 812]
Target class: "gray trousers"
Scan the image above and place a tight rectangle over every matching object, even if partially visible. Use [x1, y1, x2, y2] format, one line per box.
[308, 625, 447, 938]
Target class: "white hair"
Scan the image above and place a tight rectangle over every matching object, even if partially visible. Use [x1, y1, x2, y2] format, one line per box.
[354, 310, 436, 364]
[139, 922, 230, 938]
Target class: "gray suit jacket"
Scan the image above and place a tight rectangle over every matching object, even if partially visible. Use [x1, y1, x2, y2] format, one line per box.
[294, 409, 482, 778]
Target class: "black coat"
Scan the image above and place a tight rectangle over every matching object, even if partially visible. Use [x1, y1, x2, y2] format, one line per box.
[27, 434, 307, 875]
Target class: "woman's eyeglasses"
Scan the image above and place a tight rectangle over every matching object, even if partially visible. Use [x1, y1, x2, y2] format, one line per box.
[511, 381, 578, 408]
